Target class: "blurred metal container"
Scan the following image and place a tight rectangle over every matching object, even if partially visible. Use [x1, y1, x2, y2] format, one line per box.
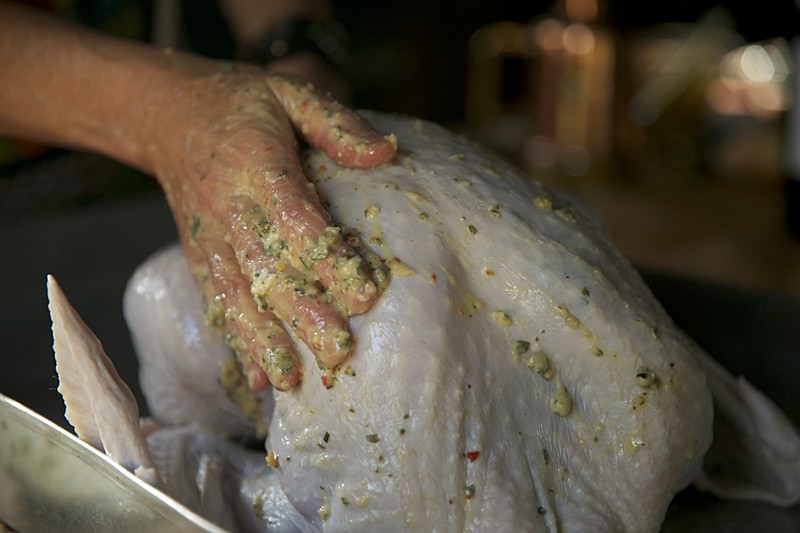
[466, 0, 615, 178]
[466, 4, 791, 184]
[0, 393, 222, 533]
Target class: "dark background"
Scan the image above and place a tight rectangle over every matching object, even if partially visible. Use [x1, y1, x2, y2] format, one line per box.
[338, 0, 800, 122]
[1, 0, 799, 427]
[184, 0, 800, 123]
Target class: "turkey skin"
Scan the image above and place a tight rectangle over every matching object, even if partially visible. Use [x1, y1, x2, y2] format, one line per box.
[122, 113, 718, 532]
[266, 114, 713, 532]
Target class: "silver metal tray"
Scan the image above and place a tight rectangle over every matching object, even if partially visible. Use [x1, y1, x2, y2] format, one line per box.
[0, 394, 223, 533]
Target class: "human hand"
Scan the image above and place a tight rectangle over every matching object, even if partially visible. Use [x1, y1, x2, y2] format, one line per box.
[149, 62, 396, 392]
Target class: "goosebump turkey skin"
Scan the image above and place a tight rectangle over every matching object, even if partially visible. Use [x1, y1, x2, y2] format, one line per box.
[264, 113, 713, 532]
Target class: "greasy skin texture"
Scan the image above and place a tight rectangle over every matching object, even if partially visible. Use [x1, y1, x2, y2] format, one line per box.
[150, 68, 396, 391]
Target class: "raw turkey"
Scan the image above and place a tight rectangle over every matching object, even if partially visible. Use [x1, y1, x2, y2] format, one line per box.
[50, 113, 800, 532]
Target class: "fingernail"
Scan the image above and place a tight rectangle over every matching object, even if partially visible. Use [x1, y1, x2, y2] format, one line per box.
[326, 328, 353, 365]
[265, 345, 301, 391]
[246, 364, 269, 391]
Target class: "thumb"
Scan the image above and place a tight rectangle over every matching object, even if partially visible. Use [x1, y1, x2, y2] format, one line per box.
[266, 75, 397, 168]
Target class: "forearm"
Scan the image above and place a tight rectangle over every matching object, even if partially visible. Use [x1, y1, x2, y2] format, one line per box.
[0, 3, 211, 173]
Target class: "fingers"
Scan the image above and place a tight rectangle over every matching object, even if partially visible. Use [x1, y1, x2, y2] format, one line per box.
[265, 178, 382, 315]
[200, 236, 302, 392]
[225, 196, 354, 368]
[176, 209, 302, 392]
[255, 76, 397, 315]
[245, 129, 385, 317]
[173, 198, 304, 391]
[157, 71, 398, 391]
[266, 75, 397, 168]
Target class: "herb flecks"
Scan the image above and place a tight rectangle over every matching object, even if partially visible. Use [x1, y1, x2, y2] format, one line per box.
[512, 340, 531, 359]
[554, 207, 578, 223]
[635, 368, 657, 388]
[318, 497, 331, 520]
[364, 204, 380, 219]
[219, 356, 268, 437]
[555, 305, 581, 330]
[190, 213, 201, 241]
[551, 387, 573, 417]
[404, 191, 430, 204]
[491, 310, 513, 326]
[533, 195, 553, 210]
[388, 257, 416, 277]
[527, 351, 555, 380]
[266, 451, 279, 468]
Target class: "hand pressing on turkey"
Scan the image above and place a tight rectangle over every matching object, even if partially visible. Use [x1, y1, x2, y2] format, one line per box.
[0, 3, 396, 392]
[153, 71, 396, 391]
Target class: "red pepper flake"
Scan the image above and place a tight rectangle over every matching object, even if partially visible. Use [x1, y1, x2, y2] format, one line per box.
[484, 269, 495, 276]
[321, 373, 336, 389]
[465, 450, 480, 462]
[431, 273, 438, 283]
[457, 307, 465, 317]
[319, 164, 327, 172]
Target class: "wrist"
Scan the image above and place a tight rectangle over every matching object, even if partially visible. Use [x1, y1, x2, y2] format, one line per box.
[126, 51, 231, 176]
[242, 17, 348, 71]
[80, 46, 212, 174]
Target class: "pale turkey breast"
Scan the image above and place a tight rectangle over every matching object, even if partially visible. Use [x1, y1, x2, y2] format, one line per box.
[120, 113, 727, 532]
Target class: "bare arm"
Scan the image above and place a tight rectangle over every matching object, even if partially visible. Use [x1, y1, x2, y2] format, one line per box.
[0, 2, 396, 390]
[0, 2, 178, 170]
